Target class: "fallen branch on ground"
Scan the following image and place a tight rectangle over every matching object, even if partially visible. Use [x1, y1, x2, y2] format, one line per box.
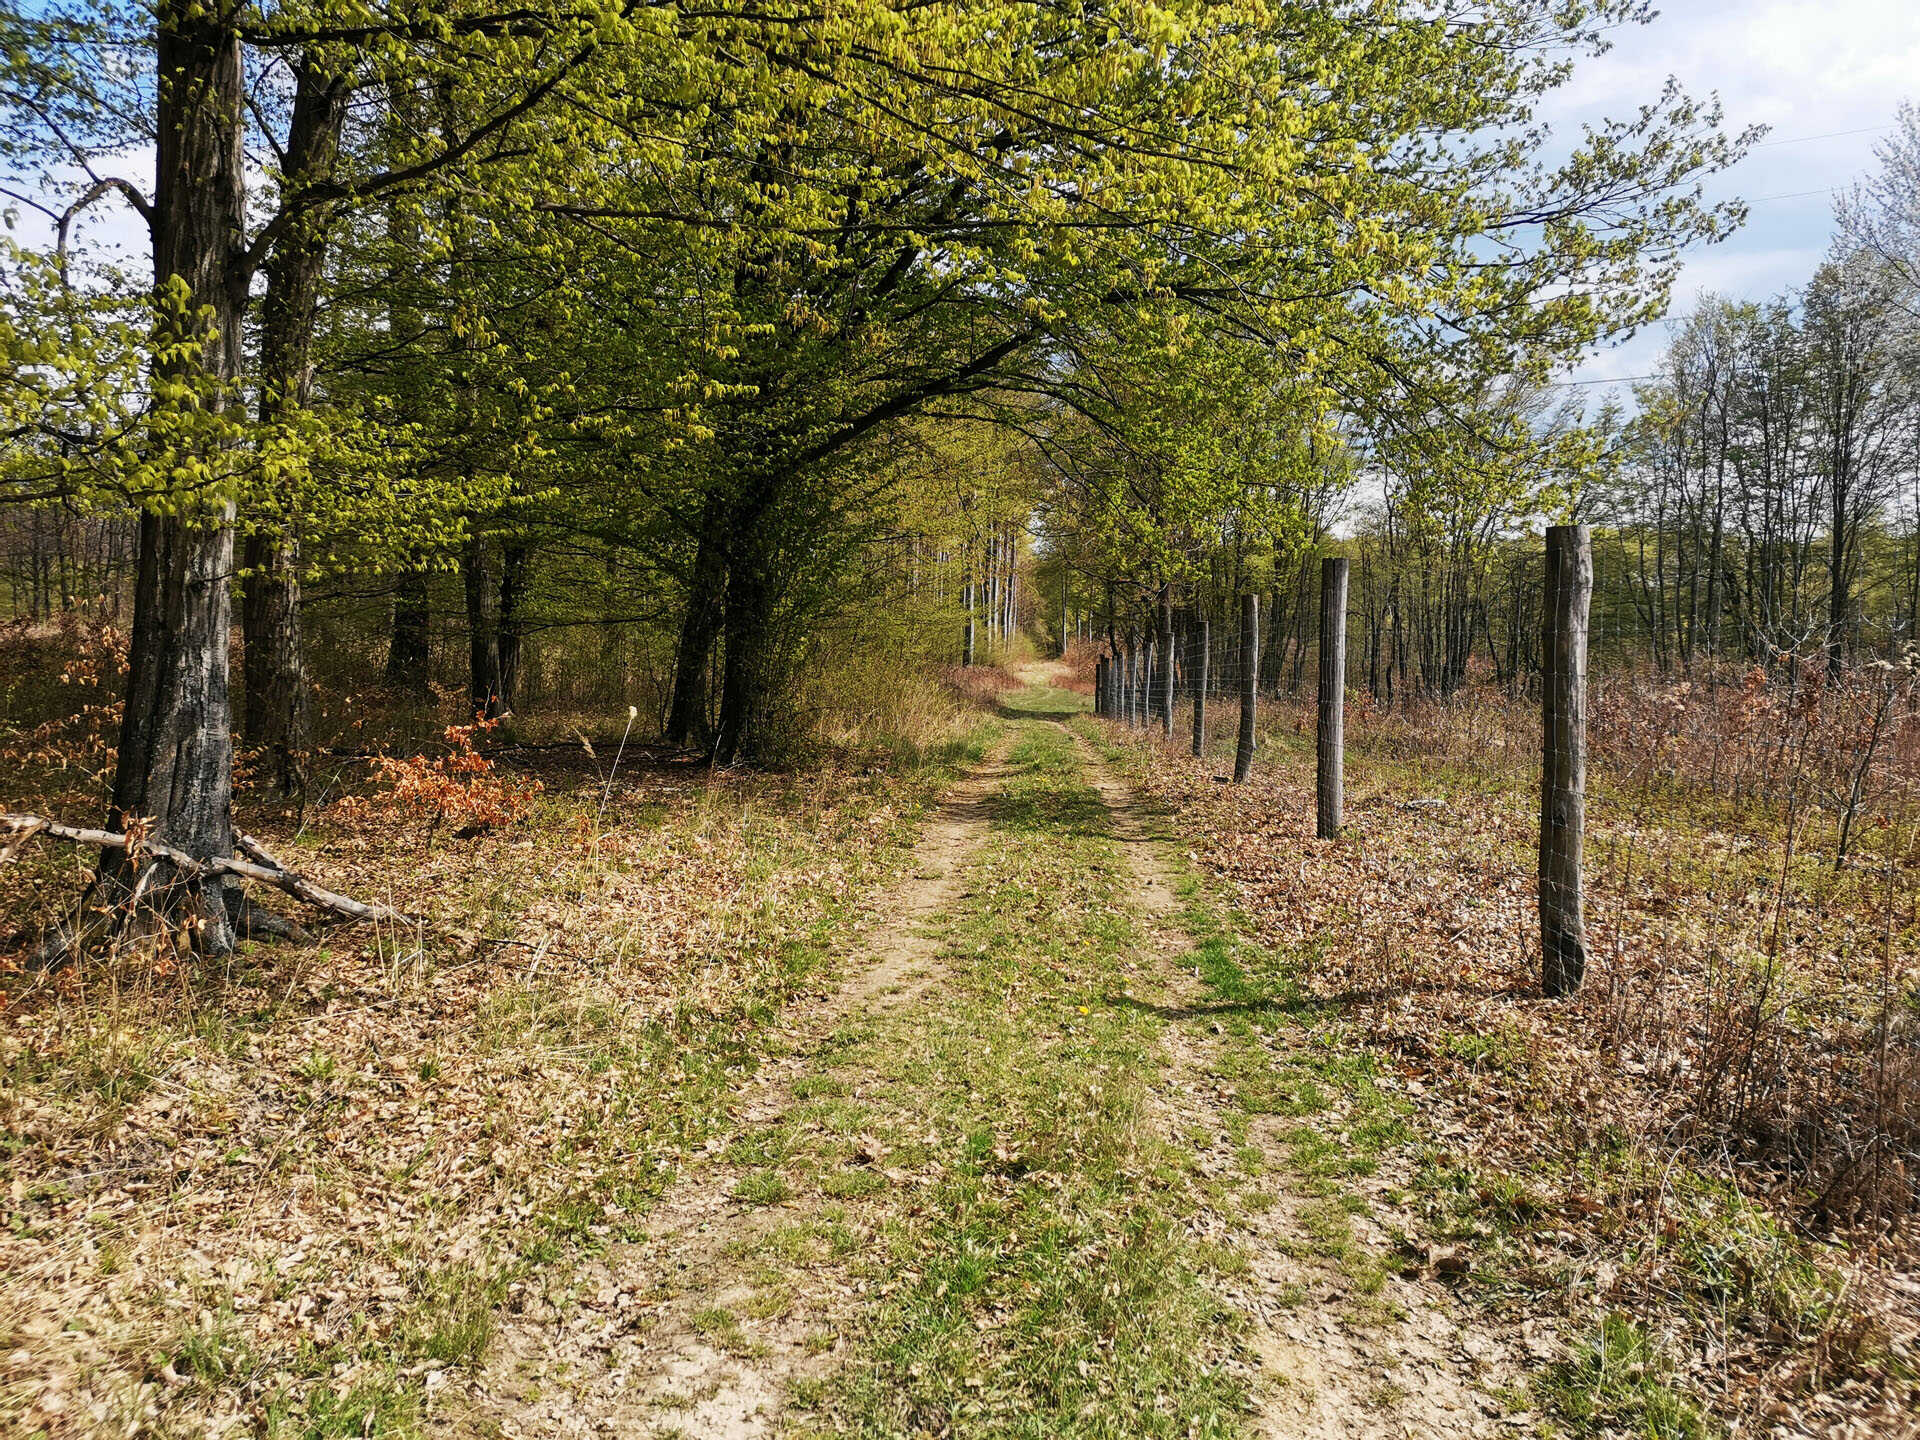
[1, 813, 407, 927]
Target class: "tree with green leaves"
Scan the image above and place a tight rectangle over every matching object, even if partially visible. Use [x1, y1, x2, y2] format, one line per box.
[2, 0, 1747, 952]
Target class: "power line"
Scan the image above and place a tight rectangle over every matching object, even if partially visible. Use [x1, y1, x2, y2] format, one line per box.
[1747, 186, 1842, 204]
[1751, 123, 1891, 149]
[1546, 374, 1654, 388]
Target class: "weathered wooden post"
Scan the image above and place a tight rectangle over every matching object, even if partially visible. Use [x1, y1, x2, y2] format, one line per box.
[1234, 592, 1259, 782]
[1317, 557, 1348, 839]
[1094, 656, 1106, 716]
[1191, 616, 1209, 757]
[1541, 524, 1591, 997]
[1160, 595, 1176, 739]
[1143, 635, 1156, 730]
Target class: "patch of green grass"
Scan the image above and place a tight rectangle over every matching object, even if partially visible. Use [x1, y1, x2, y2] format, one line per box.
[1538, 1313, 1706, 1440]
[166, 1309, 255, 1387]
[1658, 1174, 1842, 1338]
[820, 1167, 886, 1198]
[996, 684, 1088, 719]
[691, 1305, 757, 1355]
[744, 1284, 794, 1320]
[792, 1074, 850, 1100]
[1442, 1025, 1527, 1074]
[293, 1049, 337, 1083]
[392, 1262, 505, 1368]
[825, 720, 1248, 1437]
[264, 1372, 418, 1438]
[1181, 926, 1407, 1190]
[732, 1170, 794, 1206]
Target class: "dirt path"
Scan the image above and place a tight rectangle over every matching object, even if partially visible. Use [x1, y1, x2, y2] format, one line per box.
[449, 750, 1012, 1439]
[450, 703, 1533, 1439]
[1064, 720, 1536, 1439]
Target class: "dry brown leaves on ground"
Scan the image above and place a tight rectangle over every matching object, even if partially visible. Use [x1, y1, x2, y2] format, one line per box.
[1110, 694, 1919, 1437]
[0, 754, 942, 1438]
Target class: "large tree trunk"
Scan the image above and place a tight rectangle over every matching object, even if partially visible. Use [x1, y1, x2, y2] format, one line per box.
[385, 565, 431, 695]
[712, 495, 779, 766]
[464, 533, 505, 719]
[666, 497, 727, 744]
[1190, 615, 1208, 757]
[498, 542, 530, 712]
[241, 533, 308, 792]
[240, 55, 346, 796]
[88, 1, 249, 955]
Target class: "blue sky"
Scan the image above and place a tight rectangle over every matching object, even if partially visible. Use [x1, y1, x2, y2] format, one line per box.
[1548, 0, 1920, 392]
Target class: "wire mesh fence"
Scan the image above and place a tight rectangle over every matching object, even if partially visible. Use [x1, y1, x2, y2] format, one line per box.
[1089, 530, 1920, 1234]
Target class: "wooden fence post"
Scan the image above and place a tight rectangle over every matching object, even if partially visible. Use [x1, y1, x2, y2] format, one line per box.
[1136, 641, 1152, 733]
[1541, 524, 1591, 997]
[1191, 616, 1209, 757]
[1317, 557, 1348, 839]
[1133, 637, 1143, 726]
[1234, 592, 1259, 782]
[1160, 595, 1176, 739]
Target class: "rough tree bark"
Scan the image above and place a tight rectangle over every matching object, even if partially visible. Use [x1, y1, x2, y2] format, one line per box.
[78, 0, 253, 958]
[498, 542, 530, 711]
[666, 498, 727, 745]
[713, 509, 777, 766]
[385, 565, 431, 696]
[241, 53, 346, 797]
[240, 532, 307, 791]
[1540, 525, 1591, 996]
[1143, 636, 1155, 730]
[464, 533, 505, 719]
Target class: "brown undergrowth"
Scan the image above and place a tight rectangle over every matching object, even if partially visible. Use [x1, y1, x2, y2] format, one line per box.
[1096, 676, 1920, 1438]
[1, 689, 989, 1436]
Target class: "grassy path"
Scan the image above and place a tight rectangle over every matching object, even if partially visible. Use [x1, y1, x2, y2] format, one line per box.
[452, 685, 1522, 1438]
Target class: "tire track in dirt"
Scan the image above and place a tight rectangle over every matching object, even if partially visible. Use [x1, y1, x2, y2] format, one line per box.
[1064, 720, 1539, 1439]
[447, 747, 1012, 1440]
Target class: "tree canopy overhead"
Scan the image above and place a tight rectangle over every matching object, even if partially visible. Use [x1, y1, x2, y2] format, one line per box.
[1, 0, 1749, 950]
